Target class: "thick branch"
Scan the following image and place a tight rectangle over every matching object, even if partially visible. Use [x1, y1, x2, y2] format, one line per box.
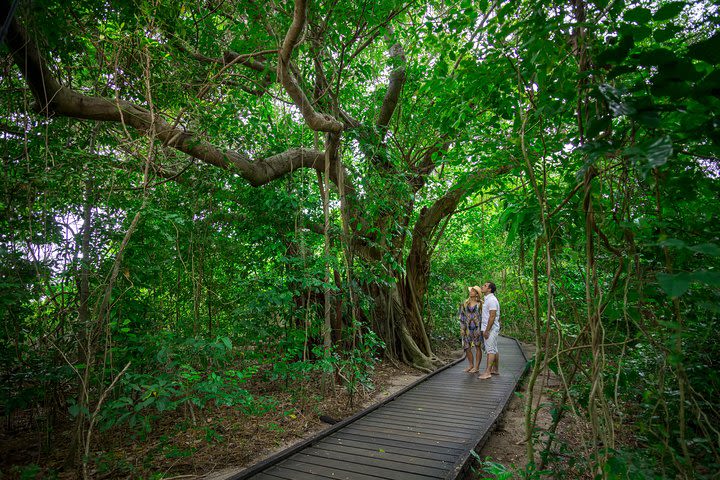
[277, 0, 343, 133]
[415, 164, 512, 240]
[402, 164, 512, 325]
[222, 50, 273, 74]
[409, 140, 452, 192]
[2, 14, 331, 188]
[376, 30, 406, 138]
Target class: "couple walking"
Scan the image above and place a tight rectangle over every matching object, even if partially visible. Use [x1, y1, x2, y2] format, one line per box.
[459, 282, 500, 380]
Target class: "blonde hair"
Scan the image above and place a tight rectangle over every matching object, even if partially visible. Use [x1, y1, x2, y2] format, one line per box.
[463, 286, 483, 308]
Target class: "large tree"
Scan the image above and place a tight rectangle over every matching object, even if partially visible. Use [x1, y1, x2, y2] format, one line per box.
[1, 0, 511, 370]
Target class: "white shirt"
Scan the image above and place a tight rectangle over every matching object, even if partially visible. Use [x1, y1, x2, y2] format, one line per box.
[482, 293, 500, 331]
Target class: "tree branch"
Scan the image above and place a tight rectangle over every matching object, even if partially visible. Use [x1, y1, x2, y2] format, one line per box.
[376, 29, 406, 139]
[415, 164, 512, 239]
[277, 0, 343, 133]
[2, 13, 333, 188]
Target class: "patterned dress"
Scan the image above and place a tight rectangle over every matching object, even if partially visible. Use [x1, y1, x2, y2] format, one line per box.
[459, 303, 482, 350]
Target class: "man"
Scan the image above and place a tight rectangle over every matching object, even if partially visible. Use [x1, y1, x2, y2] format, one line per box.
[478, 281, 500, 380]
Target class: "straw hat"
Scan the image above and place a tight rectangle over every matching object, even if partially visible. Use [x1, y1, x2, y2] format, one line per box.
[468, 285, 482, 296]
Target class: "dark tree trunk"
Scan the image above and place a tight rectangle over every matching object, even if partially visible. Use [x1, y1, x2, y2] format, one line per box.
[366, 215, 442, 372]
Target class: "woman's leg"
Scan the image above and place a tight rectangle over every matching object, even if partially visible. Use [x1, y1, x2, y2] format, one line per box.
[464, 348, 474, 371]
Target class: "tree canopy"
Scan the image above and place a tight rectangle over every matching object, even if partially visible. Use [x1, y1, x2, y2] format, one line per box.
[1, 0, 719, 478]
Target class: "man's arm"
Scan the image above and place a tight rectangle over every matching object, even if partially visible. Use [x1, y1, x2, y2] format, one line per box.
[484, 310, 496, 338]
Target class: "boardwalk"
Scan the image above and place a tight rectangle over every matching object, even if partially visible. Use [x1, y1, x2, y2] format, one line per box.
[229, 336, 527, 480]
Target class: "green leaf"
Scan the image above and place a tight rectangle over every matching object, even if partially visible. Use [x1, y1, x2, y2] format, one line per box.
[585, 115, 611, 139]
[654, 25, 682, 43]
[658, 238, 686, 249]
[690, 243, 720, 256]
[626, 136, 673, 176]
[624, 7, 652, 23]
[634, 108, 661, 128]
[644, 136, 673, 167]
[692, 270, 720, 286]
[657, 272, 692, 298]
[604, 454, 629, 478]
[654, 2, 686, 22]
[631, 25, 653, 42]
[598, 84, 636, 117]
[688, 33, 720, 64]
[632, 48, 677, 66]
[596, 36, 634, 65]
[577, 140, 615, 163]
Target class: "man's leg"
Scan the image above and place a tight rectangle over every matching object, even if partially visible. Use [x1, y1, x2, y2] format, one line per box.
[491, 352, 500, 374]
[478, 353, 496, 379]
[478, 329, 499, 379]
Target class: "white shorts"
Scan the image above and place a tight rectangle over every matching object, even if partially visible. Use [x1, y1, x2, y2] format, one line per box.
[484, 328, 500, 354]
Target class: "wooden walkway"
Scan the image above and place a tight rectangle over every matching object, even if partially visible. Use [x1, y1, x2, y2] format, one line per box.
[229, 336, 528, 480]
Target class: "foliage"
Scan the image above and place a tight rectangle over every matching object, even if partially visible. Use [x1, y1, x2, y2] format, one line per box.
[1, 0, 719, 478]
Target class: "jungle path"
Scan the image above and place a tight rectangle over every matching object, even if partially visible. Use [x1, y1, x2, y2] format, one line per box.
[225, 336, 528, 480]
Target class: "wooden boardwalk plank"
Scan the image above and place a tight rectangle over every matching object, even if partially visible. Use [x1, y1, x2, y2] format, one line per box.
[301, 446, 450, 477]
[314, 439, 458, 464]
[354, 418, 476, 438]
[227, 336, 527, 480]
[326, 431, 465, 456]
[341, 423, 473, 445]
[364, 412, 476, 431]
[279, 454, 441, 480]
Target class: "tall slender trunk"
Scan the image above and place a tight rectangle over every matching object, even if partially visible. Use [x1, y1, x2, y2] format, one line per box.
[65, 172, 94, 471]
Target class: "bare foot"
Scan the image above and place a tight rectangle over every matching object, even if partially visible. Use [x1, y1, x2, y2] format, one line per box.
[478, 373, 492, 380]
[468, 368, 479, 373]
[463, 366, 472, 372]
[491, 371, 500, 375]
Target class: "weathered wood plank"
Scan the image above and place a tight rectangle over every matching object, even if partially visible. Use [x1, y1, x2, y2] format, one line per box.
[228, 336, 528, 480]
[356, 417, 475, 438]
[365, 411, 475, 431]
[314, 439, 458, 464]
[326, 431, 465, 456]
[340, 426, 472, 448]
[263, 463, 378, 480]
[281, 453, 441, 480]
[246, 473, 286, 480]
[301, 446, 450, 477]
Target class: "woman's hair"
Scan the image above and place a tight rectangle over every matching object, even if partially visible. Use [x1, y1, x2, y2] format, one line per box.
[463, 286, 482, 308]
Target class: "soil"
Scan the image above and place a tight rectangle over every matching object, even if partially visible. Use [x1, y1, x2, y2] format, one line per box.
[474, 342, 590, 479]
[2, 341, 579, 479]
[201, 364, 428, 480]
[475, 342, 548, 470]
[0, 361, 428, 480]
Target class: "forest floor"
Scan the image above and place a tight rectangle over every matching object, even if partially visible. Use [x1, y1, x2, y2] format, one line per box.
[2, 341, 585, 479]
[1, 360, 428, 479]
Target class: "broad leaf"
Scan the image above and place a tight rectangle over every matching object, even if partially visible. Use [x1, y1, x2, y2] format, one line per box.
[654, 2, 686, 22]
[688, 32, 720, 64]
[626, 136, 673, 177]
[624, 7, 652, 23]
[657, 272, 692, 298]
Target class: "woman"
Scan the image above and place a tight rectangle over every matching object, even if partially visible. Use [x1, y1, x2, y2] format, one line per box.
[459, 286, 483, 373]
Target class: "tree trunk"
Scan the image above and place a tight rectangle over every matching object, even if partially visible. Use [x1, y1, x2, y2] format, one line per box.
[369, 281, 441, 373]
[367, 227, 442, 372]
